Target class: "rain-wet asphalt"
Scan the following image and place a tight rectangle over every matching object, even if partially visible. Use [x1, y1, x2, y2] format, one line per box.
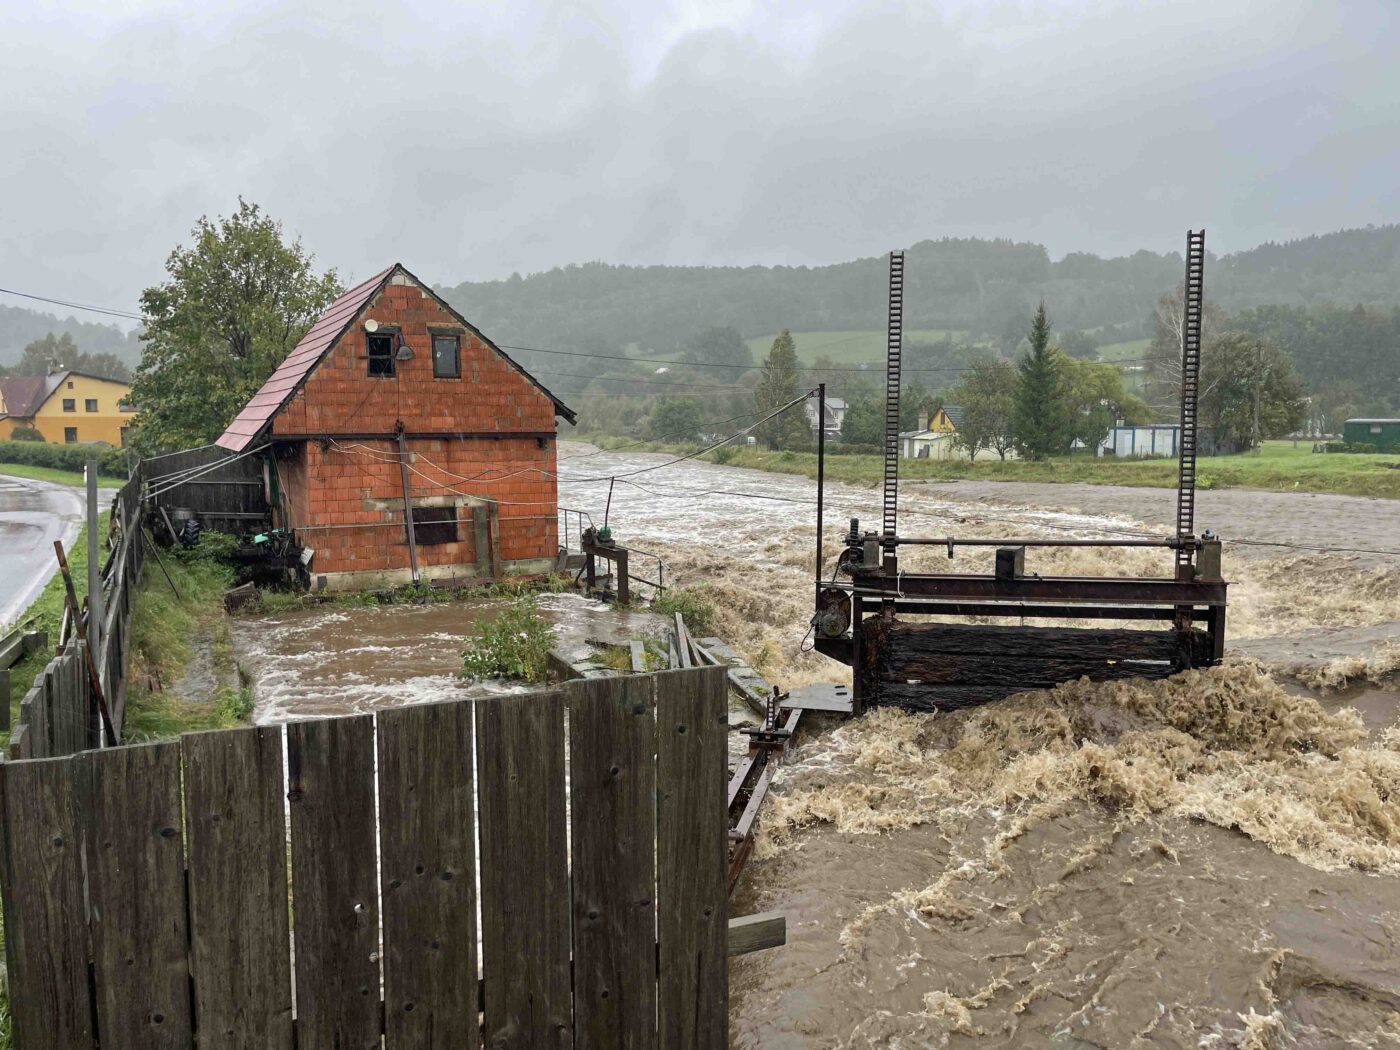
[0, 474, 88, 628]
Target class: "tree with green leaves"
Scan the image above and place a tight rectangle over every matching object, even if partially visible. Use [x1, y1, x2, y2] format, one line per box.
[1011, 303, 1070, 459]
[648, 397, 704, 443]
[753, 329, 809, 450]
[11, 332, 131, 381]
[1061, 357, 1151, 453]
[1198, 333, 1308, 453]
[681, 326, 752, 370]
[949, 357, 1017, 461]
[129, 199, 342, 451]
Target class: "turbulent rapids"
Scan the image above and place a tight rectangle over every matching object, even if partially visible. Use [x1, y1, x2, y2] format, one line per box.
[233, 444, 1400, 1046]
[554, 445, 1400, 1047]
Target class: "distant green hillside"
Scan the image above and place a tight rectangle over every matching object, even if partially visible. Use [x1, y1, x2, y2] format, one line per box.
[437, 226, 1400, 374]
[744, 329, 967, 365]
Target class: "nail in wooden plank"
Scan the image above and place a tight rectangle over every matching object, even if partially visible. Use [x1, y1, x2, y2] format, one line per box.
[655, 666, 728, 1049]
[183, 726, 294, 1049]
[569, 676, 657, 1049]
[476, 691, 571, 1049]
[287, 715, 381, 1048]
[377, 700, 479, 1049]
[79, 741, 192, 1048]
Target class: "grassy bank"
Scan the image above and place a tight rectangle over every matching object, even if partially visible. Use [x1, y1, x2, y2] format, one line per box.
[692, 440, 1400, 499]
[2, 529, 252, 751]
[2, 514, 106, 741]
[0, 462, 128, 488]
[122, 541, 253, 739]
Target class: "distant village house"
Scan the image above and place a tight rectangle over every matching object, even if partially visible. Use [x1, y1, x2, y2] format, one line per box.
[0, 370, 136, 445]
[804, 394, 847, 438]
[216, 264, 575, 591]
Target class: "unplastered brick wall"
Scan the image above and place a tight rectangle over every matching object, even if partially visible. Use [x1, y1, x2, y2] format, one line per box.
[291, 438, 558, 576]
[270, 275, 559, 440]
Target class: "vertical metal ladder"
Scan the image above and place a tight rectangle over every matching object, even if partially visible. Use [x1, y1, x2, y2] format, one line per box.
[882, 250, 905, 567]
[1175, 230, 1206, 576]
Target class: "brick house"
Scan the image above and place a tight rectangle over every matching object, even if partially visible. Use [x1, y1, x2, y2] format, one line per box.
[216, 264, 575, 591]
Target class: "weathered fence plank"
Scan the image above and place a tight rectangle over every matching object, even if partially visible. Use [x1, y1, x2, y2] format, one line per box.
[0, 669, 740, 1047]
[377, 700, 480, 1050]
[79, 741, 192, 1048]
[656, 665, 728, 1050]
[569, 675, 657, 1050]
[0, 755, 93, 1048]
[286, 714, 381, 1049]
[477, 691, 572, 1049]
[183, 725, 294, 1049]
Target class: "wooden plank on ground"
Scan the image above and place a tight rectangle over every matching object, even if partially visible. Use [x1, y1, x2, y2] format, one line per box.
[377, 700, 479, 1050]
[568, 676, 657, 1050]
[0, 754, 92, 1048]
[183, 725, 294, 1050]
[726, 912, 786, 957]
[655, 666, 728, 1049]
[79, 741, 192, 1048]
[628, 639, 646, 673]
[476, 691, 571, 1049]
[673, 614, 693, 668]
[286, 715, 381, 1049]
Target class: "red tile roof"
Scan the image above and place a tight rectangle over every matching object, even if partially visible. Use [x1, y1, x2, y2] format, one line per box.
[0, 374, 52, 418]
[216, 266, 394, 452]
[216, 263, 574, 453]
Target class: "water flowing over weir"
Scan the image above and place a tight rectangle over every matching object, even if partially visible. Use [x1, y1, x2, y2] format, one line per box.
[551, 445, 1399, 1047]
[225, 441, 1400, 1046]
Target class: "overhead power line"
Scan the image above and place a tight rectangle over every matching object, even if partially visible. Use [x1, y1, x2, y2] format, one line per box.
[0, 286, 143, 321]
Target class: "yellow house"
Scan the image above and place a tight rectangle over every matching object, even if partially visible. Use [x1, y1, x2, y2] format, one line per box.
[0, 370, 137, 445]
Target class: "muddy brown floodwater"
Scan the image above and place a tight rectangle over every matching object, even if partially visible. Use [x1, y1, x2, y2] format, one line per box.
[233, 444, 1399, 1046]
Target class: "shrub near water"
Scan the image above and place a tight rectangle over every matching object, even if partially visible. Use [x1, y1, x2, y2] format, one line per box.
[460, 596, 554, 683]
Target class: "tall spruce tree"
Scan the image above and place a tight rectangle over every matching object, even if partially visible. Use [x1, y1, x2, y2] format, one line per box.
[1011, 302, 1068, 459]
[753, 329, 809, 450]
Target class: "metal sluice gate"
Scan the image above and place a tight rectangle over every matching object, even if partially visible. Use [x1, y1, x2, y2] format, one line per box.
[809, 232, 1227, 715]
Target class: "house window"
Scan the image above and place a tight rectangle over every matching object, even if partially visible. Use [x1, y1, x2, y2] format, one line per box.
[410, 506, 458, 546]
[367, 333, 396, 377]
[64, 427, 78, 443]
[119, 426, 129, 446]
[62, 398, 76, 412]
[432, 335, 460, 378]
[85, 398, 98, 412]
[1371, 424, 1383, 435]
[66, 381, 74, 389]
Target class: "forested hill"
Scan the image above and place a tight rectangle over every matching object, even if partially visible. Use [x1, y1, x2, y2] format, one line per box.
[0, 305, 139, 367]
[437, 225, 1400, 352]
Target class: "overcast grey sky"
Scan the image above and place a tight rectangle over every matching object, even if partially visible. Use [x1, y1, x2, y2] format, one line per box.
[2, 0, 1396, 316]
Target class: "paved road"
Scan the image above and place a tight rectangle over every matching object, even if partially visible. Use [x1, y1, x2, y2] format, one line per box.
[0, 475, 89, 629]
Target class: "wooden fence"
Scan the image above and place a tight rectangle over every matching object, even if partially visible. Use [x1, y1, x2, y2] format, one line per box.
[8, 462, 147, 759]
[144, 445, 269, 529]
[0, 666, 733, 1049]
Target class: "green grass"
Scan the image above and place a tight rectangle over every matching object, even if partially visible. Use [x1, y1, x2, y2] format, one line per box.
[121, 547, 251, 741]
[744, 330, 967, 366]
[652, 586, 718, 633]
[0, 462, 127, 487]
[1095, 338, 1151, 363]
[2, 514, 107, 744]
[708, 440, 1400, 499]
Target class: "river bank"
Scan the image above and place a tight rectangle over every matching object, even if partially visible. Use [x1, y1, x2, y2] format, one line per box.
[577, 437, 1400, 500]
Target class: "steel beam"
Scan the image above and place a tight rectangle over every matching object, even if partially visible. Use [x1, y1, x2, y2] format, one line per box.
[849, 573, 1227, 606]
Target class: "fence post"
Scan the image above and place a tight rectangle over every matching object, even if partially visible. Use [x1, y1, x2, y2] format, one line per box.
[86, 461, 103, 660]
